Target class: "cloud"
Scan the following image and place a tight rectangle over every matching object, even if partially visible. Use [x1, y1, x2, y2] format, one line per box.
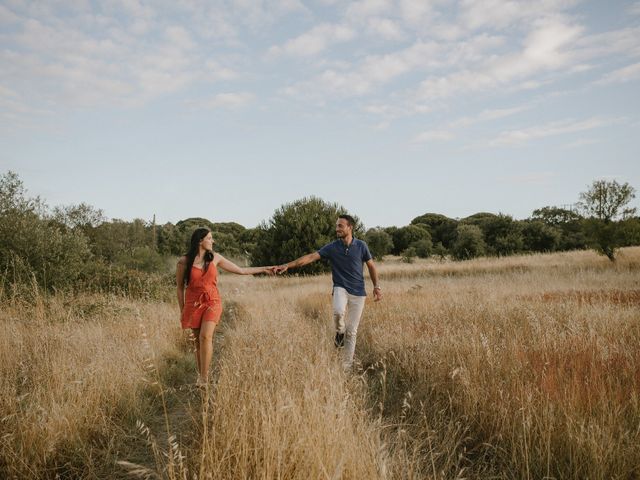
[488, 117, 616, 146]
[459, 0, 579, 31]
[412, 129, 454, 143]
[595, 62, 640, 86]
[563, 138, 601, 148]
[0, 2, 246, 114]
[367, 17, 405, 41]
[345, 0, 393, 21]
[195, 92, 255, 110]
[416, 19, 583, 101]
[449, 105, 530, 128]
[268, 23, 355, 57]
[629, 2, 640, 15]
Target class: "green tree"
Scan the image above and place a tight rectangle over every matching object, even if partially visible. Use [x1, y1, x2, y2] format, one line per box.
[531, 206, 587, 251]
[412, 238, 433, 258]
[579, 180, 637, 222]
[411, 213, 458, 248]
[251, 197, 362, 274]
[462, 213, 523, 256]
[521, 220, 561, 252]
[365, 228, 393, 260]
[390, 225, 431, 255]
[578, 180, 637, 261]
[0, 171, 92, 292]
[451, 224, 486, 260]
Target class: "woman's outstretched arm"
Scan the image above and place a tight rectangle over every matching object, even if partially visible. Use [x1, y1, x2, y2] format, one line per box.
[216, 253, 275, 275]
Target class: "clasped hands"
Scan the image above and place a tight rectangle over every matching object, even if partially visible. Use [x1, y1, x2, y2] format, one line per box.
[263, 264, 289, 275]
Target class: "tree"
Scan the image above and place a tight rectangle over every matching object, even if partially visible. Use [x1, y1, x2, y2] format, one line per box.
[390, 225, 431, 255]
[451, 224, 486, 260]
[251, 197, 362, 274]
[521, 220, 561, 252]
[462, 213, 523, 256]
[531, 206, 587, 251]
[0, 171, 92, 291]
[365, 228, 393, 260]
[578, 180, 637, 261]
[411, 213, 458, 248]
[579, 180, 636, 222]
[412, 238, 433, 258]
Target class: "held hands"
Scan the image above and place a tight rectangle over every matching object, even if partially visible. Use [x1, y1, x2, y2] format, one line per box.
[264, 266, 278, 275]
[274, 264, 288, 275]
[260, 265, 288, 275]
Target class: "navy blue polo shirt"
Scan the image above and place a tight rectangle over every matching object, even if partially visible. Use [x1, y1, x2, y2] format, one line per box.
[318, 238, 372, 296]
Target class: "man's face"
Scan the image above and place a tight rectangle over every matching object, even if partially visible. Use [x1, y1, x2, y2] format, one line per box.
[335, 218, 352, 238]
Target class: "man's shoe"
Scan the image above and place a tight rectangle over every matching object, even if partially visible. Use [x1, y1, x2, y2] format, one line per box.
[334, 332, 345, 348]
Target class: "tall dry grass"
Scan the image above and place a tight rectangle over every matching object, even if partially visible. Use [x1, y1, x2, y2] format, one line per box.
[0, 290, 188, 478]
[1, 247, 639, 478]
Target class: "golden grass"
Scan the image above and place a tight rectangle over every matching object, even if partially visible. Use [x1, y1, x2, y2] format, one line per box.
[1, 247, 639, 478]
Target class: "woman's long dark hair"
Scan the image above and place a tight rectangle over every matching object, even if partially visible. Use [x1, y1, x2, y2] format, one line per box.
[184, 228, 214, 285]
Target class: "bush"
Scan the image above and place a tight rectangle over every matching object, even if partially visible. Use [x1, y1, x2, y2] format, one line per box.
[412, 238, 433, 258]
[451, 224, 486, 260]
[391, 225, 431, 255]
[251, 197, 363, 274]
[401, 247, 416, 263]
[365, 228, 393, 260]
[411, 213, 458, 248]
[521, 221, 561, 252]
[0, 172, 93, 292]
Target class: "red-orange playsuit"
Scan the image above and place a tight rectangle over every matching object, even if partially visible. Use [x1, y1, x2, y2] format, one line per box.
[181, 264, 223, 329]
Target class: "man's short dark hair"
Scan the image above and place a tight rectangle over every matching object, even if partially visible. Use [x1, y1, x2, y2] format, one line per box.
[338, 214, 355, 227]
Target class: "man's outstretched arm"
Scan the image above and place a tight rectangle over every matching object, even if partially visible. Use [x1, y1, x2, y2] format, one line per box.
[277, 252, 321, 273]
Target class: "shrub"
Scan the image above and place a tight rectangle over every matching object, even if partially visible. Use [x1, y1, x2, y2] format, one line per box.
[451, 224, 486, 260]
[251, 197, 362, 274]
[364, 228, 393, 260]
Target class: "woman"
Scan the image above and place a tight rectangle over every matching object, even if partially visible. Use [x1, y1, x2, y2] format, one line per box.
[176, 227, 274, 385]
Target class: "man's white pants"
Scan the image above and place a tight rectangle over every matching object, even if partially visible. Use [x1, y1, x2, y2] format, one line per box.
[332, 286, 366, 369]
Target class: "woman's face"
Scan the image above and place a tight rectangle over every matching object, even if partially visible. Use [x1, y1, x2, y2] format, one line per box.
[200, 232, 214, 251]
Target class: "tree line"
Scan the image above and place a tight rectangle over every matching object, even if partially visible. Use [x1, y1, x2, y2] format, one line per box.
[1, 171, 638, 298]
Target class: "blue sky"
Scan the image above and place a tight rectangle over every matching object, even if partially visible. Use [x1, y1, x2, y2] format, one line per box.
[1, 0, 639, 229]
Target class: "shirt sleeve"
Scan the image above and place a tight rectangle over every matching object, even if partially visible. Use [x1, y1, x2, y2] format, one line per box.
[318, 243, 331, 259]
[361, 241, 372, 262]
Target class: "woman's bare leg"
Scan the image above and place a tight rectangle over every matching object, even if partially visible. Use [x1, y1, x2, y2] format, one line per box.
[198, 321, 217, 383]
[191, 328, 201, 375]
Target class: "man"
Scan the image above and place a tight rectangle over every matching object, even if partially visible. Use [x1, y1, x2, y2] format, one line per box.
[277, 215, 382, 369]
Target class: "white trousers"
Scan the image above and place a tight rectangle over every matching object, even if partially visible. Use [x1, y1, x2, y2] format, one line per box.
[332, 286, 366, 369]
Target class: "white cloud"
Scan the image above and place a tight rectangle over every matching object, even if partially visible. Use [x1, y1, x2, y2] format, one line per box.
[196, 92, 255, 109]
[268, 23, 355, 57]
[416, 20, 582, 100]
[282, 39, 443, 99]
[628, 2, 640, 15]
[449, 105, 530, 128]
[165, 25, 195, 50]
[412, 129, 454, 143]
[399, 0, 435, 27]
[488, 117, 615, 146]
[346, 0, 393, 20]
[459, 0, 578, 31]
[563, 137, 601, 148]
[595, 62, 640, 86]
[367, 17, 405, 41]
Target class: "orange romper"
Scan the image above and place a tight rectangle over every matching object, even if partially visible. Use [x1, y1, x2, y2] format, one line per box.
[181, 264, 223, 329]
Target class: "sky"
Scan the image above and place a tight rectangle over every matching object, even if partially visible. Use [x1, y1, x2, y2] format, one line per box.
[1, 0, 639, 229]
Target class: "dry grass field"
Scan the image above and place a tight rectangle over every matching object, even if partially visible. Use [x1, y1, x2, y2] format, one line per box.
[1, 247, 639, 479]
